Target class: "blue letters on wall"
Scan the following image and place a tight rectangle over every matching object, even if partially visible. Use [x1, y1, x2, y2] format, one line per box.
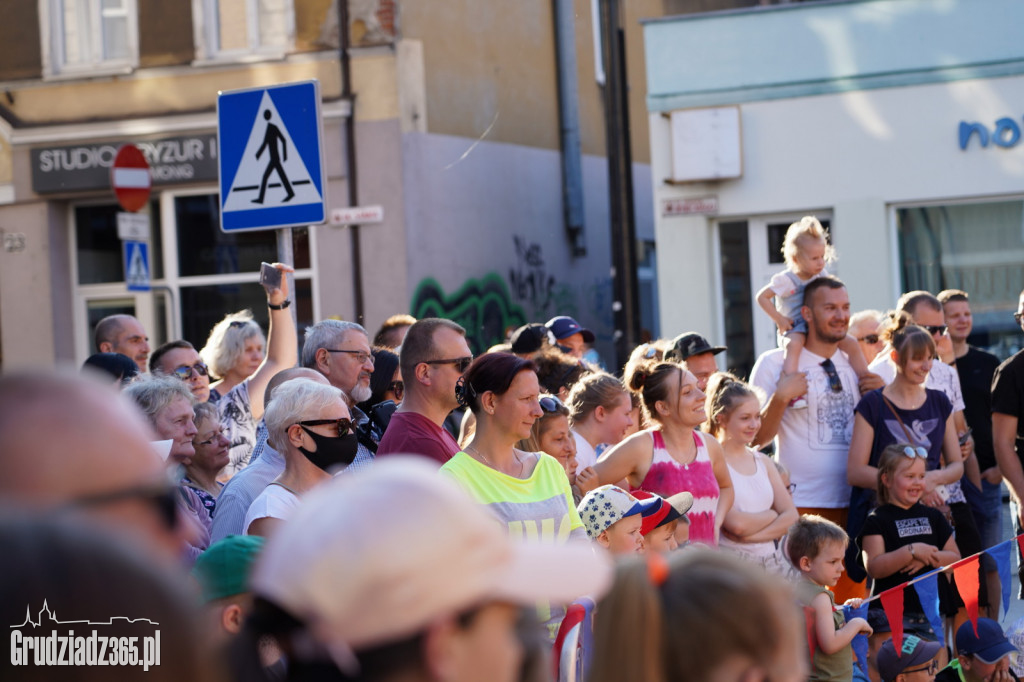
[959, 116, 1023, 150]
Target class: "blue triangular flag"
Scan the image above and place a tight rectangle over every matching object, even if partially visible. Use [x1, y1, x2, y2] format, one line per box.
[913, 573, 943, 639]
[988, 539, 1012, 620]
[844, 601, 870, 676]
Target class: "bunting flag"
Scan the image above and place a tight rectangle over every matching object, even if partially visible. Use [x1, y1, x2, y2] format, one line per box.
[880, 587, 906, 651]
[953, 556, 981, 636]
[912, 573, 943, 639]
[803, 605, 817, 661]
[843, 602, 870, 676]
[989, 541, 1012, 620]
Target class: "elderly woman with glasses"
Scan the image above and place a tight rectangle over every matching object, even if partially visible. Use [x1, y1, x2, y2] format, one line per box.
[183, 402, 230, 518]
[440, 353, 587, 641]
[151, 263, 298, 479]
[243, 378, 356, 538]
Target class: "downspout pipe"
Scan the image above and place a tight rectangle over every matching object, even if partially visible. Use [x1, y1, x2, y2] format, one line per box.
[338, 0, 366, 322]
[553, 0, 586, 257]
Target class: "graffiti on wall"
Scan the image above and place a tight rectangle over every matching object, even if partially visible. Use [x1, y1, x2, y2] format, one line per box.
[411, 237, 615, 355]
[411, 274, 527, 354]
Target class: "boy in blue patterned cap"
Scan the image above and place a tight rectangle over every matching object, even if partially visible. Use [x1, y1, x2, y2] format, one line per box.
[577, 484, 652, 555]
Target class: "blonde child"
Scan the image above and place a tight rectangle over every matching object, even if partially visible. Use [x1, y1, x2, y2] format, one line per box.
[705, 372, 798, 571]
[756, 216, 870, 407]
[859, 443, 960, 649]
[578, 485, 646, 555]
[789, 515, 872, 681]
[517, 393, 598, 504]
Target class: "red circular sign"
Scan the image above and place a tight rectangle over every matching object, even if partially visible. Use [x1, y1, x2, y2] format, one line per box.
[111, 144, 152, 213]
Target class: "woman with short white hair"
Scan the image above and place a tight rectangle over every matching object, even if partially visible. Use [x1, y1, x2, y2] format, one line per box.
[244, 379, 356, 537]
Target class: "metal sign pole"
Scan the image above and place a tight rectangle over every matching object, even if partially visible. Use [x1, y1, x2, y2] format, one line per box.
[277, 227, 297, 327]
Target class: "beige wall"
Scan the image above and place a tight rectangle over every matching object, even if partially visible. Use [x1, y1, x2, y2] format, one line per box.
[0, 202, 59, 369]
[399, 0, 658, 163]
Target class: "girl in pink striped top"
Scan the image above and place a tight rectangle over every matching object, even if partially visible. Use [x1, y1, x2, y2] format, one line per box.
[593, 360, 733, 546]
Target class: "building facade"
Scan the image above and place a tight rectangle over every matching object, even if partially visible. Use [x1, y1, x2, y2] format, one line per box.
[0, 0, 665, 371]
[644, 0, 1024, 378]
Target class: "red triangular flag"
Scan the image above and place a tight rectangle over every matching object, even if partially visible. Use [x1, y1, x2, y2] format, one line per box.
[1017, 534, 1024, 562]
[803, 605, 817, 660]
[953, 556, 981, 636]
[880, 586, 905, 652]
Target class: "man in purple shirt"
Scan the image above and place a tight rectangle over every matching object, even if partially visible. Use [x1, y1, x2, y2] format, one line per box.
[377, 318, 471, 465]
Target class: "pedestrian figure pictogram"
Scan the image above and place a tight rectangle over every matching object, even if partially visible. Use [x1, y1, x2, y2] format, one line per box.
[217, 80, 326, 232]
[253, 110, 295, 205]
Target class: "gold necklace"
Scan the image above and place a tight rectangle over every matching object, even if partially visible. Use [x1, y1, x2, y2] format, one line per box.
[466, 444, 524, 477]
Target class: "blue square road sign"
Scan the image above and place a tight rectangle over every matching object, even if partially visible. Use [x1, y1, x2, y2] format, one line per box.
[217, 80, 327, 232]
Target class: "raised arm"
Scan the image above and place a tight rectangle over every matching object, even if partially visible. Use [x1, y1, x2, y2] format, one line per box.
[247, 263, 298, 421]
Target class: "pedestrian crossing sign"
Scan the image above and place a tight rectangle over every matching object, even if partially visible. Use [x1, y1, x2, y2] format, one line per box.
[123, 240, 150, 292]
[217, 80, 327, 232]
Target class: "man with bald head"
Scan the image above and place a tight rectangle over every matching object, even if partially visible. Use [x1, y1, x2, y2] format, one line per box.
[94, 314, 150, 372]
[209, 367, 329, 542]
[0, 371, 183, 559]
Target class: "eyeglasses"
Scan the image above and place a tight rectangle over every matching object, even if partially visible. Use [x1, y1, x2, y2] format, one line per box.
[66, 484, 179, 531]
[1015, 311, 1023, 324]
[857, 334, 880, 345]
[903, 660, 938, 675]
[172, 361, 209, 380]
[388, 380, 404, 401]
[820, 358, 843, 393]
[424, 356, 474, 373]
[540, 395, 566, 413]
[196, 427, 225, 447]
[325, 349, 375, 365]
[923, 324, 947, 336]
[903, 446, 928, 459]
[298, 418, 356, 435]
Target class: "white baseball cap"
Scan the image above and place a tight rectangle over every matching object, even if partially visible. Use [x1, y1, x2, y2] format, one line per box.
[252, 456, 612, 657]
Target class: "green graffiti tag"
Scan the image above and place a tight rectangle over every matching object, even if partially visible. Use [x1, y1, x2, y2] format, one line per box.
[411, 274, 528, 355]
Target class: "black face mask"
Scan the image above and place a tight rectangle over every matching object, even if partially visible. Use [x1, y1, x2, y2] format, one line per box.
[297, 427, 359, 471]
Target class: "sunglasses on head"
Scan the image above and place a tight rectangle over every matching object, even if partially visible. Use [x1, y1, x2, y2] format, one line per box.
[298, 418, 356, 435]
[539, 395, 565, 414]
[424, 356, 474, 373]
[902, 446, 928, 459]
[172, 362, 209, 380]
[857, 334, 880, 345]
[388, 380, 404, 401]
[228, 320, 248, 329]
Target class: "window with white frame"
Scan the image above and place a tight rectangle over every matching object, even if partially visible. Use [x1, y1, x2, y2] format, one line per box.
[193, 0, 294, 62]
[42, 0, 138, 76]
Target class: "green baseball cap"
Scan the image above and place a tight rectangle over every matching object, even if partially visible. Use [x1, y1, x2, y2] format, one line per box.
[193, 535, 265, 603]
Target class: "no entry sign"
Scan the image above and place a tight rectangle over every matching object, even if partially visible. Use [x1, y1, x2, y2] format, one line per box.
[111, 144, 151, 212]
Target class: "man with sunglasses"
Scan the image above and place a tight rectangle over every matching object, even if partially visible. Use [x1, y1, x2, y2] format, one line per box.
[940, 288, 1003, 614]
[752, 276, 883, 604]
[301, 319, 378, 472]
[377, 318, 472, 465]
[0, 371, 189, 561]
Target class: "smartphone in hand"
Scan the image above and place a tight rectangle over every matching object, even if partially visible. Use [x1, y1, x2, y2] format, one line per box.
[259, 262, 282, 291]
[958, 428, 973, 446]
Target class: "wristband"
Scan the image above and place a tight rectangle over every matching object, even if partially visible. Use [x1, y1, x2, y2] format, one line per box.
[268, 299, 291, 310]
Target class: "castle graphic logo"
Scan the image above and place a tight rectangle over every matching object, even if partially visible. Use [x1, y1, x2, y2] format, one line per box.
[10, 600, 161, 670]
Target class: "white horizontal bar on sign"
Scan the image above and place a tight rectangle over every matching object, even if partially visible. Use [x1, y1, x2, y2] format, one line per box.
[113, 168, 151, 189]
